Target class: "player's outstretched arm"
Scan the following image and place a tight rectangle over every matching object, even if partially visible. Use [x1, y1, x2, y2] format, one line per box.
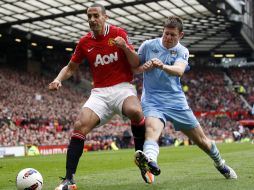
[48, 61, 79, 91]
[152, 58, 186, 77]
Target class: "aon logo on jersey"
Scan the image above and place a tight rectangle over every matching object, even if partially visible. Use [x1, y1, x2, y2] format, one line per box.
[94, 52, 118, 67]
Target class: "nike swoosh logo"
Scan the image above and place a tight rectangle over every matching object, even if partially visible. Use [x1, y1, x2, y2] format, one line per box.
[88, 48, 94, 52]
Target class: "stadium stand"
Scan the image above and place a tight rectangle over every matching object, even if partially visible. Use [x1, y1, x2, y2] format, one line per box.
[1, 64, 253, 149]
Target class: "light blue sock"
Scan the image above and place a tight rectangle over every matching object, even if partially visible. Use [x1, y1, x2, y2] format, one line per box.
[143, 140, 159, 162]
[209, 141, 223, 166]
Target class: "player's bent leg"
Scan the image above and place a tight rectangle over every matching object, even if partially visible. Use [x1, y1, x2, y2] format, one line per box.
[55, 108, 100, 190]
[122, 96, 146, 151]
[182, 126, 237, 179]
[181, 126, 211, 153]
[74, 107, 100, 136]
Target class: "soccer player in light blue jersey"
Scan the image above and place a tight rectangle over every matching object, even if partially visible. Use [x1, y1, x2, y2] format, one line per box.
[134, 16, 237, 184]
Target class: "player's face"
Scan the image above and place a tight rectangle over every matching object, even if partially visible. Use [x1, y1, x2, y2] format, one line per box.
[87, 7, 108, 34]
[162, 27, 184, 49]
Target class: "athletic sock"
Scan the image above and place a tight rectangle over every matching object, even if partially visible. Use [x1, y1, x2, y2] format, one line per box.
[143, 140, 159, 162]
[65, 131, 85, 180]
[208, 141, 223, 166]
[131, 117, 145, 151]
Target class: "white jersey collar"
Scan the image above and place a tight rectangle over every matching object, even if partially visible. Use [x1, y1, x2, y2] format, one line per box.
[92, 24, 110, 39]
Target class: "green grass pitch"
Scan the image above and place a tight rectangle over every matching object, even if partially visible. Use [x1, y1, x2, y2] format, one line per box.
[1, 143, 253, 190]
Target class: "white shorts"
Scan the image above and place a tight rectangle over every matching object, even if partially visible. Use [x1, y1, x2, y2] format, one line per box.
[83, 82, 137, 126]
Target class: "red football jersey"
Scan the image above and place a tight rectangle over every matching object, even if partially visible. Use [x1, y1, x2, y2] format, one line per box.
[71, 24, 134, 88]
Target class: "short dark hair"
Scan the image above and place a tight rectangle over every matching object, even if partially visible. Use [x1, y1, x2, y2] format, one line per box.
[88, 3, 106, 14]
[164, 16, 183, 32]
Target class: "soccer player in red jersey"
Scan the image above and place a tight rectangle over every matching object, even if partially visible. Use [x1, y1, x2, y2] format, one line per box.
[49, 3, 146, 190]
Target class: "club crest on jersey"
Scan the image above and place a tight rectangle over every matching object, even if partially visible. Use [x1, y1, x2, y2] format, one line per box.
[108, 38, 114, 46]
[170, 50, 177, 57]
[94, 52, 118, 67]
[183, 53, 189, 60]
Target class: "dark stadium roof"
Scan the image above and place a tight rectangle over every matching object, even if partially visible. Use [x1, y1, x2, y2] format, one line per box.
[0, 0, 252, 56]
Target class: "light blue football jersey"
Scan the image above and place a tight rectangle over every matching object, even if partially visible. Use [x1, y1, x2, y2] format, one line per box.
[138, 38, 190, 110]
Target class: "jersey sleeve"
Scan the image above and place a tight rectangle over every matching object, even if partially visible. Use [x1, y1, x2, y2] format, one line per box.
[175, 46, 189, 65]
[71, 39, 85, 64]
[138, 41, 148, 65]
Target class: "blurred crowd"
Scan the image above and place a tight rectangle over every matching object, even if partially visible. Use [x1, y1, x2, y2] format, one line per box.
[226, 67, 254, 106]
[0, 65, 253, 149]
[181, 67, 246, 112]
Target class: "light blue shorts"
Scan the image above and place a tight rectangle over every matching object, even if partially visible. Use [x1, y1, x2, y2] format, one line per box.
[143, 106, 199, 131]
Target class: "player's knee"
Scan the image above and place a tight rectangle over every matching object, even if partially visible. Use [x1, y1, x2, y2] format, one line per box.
[74, 120, 89, 135]
[126, 107, 143, 121]
[146, 125, 161, 140]
[146, 125, 156, 133]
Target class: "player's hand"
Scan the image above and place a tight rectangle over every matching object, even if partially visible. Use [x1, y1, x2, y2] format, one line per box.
[143, 60, 154, 71]
[151, 58, 164, 70]
[48, 79, 62, 91]
[113, 36, 127, 49]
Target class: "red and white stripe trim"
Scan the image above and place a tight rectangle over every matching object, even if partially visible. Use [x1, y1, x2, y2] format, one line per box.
[131, 117, 145, 126]
[71, 131, 86, 140]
